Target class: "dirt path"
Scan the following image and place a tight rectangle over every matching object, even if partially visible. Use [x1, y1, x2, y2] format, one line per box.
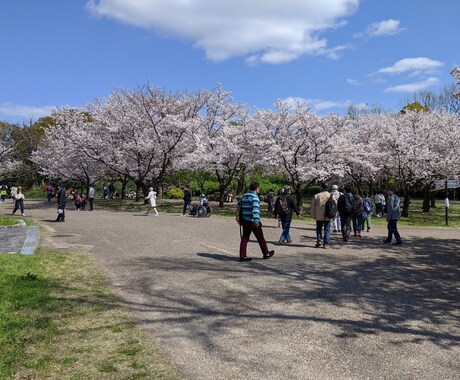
[26, 200, 460, 379]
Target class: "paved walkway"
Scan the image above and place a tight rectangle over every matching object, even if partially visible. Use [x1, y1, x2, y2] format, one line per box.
[0, 201, 39, 254]
[5, 200, 460, 379]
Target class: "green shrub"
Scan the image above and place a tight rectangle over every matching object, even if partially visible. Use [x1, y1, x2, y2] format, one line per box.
[165, 187, 184, 199]
[24, 186, 47, 199]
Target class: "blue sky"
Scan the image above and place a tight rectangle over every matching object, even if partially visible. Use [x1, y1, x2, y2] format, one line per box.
[1, 0, 459, 124]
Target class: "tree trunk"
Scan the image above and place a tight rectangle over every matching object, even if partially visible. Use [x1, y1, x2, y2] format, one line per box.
[294, 184, 304, 212]
[401, 189, 410, 218]
[135, 182, 141, 202]
[422, 185, 430, 212]
[430, 192, 436, 208]
[218, 186, 226, 208]
[236, 166, 246, 195]
[120, 178, 128, 200]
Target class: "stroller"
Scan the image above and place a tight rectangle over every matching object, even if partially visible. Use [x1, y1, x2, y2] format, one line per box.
[190, 194, 212, 217]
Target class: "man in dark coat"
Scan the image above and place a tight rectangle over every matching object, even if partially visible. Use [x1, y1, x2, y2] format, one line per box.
[182, 187, 192, 216]
[337, 185, 355, 242]
[273, 186, 300, 245]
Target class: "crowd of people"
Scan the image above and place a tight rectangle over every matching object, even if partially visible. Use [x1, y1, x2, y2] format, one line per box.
[236, 182, 402, 262]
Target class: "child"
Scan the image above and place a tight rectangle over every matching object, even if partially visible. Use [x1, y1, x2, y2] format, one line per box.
[80, 195, 87, 211]
[74, 194, 82, 211]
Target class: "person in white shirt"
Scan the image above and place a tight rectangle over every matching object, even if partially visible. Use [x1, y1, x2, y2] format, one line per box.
[12, 186, 26, 216]
[330, 185, 342, 233]
[145, 187, 159, 216]
[88, 186, 95, 211]
[374, 191, 384, 217]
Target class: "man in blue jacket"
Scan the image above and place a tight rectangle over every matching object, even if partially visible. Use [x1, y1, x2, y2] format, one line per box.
[383, 187, 402, 245]
[239, 182, 275, 262]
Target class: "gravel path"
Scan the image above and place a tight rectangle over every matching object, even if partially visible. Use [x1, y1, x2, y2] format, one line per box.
[19, 200, 460, 379]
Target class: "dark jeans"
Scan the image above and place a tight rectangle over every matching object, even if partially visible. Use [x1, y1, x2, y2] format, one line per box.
[89, 198, 94, 210]
[56, 206, 66, 221]
[182, 201, 191, 215]
[387, 219, 401, 242]
[352, 215, 363, 234]
[268, 199, 274, 212]
[316, 220, 331, 245]
[239, 221, 269, 258]
[47, 192, 52, 202]
[13, 199, 24, 214]
[340, 214, 352, 241]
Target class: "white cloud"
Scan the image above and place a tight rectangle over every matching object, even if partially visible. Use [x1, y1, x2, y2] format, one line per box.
[0, 103, 55, 121]
[283, 97, 350, 111]
[384, 77, 440, 93]
[378, 57, 444, 75]
[346, 78, 362, 86]
[365, 19, 404, 37]
[87, 0, 360, 64]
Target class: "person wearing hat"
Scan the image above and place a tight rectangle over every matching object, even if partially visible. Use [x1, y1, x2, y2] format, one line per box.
[330, 185, 342, 233]
[273, 186, 300, 245]
[145, 187, 159, 216]
[311, 183, 332, 248]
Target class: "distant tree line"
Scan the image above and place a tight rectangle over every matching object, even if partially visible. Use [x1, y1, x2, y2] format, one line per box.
[1, 79, 460, 217]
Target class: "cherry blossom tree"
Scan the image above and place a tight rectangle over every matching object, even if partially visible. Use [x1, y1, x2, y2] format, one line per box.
[31, 109, 106, 194]
[183, 85, 257, 207]
[367, 110, 460, 216]
[56, 86, 210, 199]
[254, 100, 348, 209]
[0, 122, 21, 180]
[336, 114, 386, 194]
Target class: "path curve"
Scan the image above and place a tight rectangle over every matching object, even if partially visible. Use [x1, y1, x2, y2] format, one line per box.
[23, 200, 460, 379]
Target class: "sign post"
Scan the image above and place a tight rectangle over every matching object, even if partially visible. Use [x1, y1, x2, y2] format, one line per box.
[445, 180, 449, 226]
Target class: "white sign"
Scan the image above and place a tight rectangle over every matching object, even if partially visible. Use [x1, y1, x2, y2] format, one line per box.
[435, 179, 460, 189]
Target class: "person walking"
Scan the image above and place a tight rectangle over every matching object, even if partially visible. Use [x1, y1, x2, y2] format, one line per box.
[145, 187, 159, 216]
[330, 184, 342, 233]
[311, 183, 332, 248]
[44, 183, 54, 203]
[182, 187, 192, 216]
[55, 183, 67, 222]
[337, 186, 355, 242]
[352, 192, 363, 237]
[267, 189, 275, 212]
[108, 183, 115, 199]
[239, 182, 275, 262]
[374, 191, 383, 217]
[88, 186, 95, 211]
[361, 191, 373, 232]
[273, 186, 299, 245]
[12, 186, 25, 216]
[383, 187, 402, 245]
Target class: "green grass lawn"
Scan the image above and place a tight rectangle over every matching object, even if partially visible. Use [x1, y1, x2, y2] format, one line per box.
[0, 252, 178, 380]
[0, 216, 18, 226]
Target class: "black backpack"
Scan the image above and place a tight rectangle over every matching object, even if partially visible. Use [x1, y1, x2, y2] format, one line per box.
[277, 195, 291, 217]
[338, 193, 354, 215]
[325, 194, 337, 218]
